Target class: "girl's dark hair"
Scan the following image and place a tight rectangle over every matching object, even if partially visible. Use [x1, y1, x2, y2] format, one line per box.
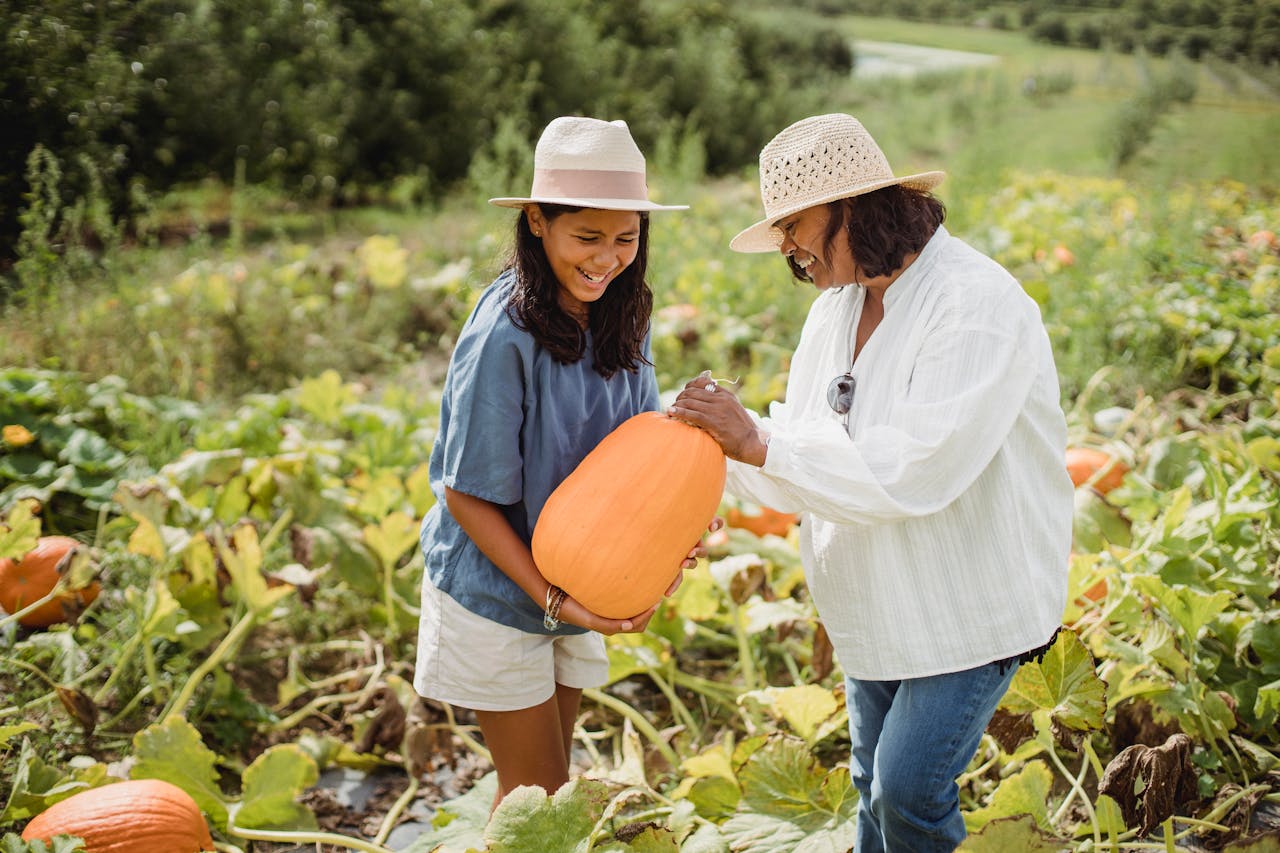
[786, 185, 946, 283]
[507, 204, 653, 379]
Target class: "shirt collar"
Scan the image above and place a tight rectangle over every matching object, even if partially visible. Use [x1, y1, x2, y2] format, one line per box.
[882, 225, 948, 311]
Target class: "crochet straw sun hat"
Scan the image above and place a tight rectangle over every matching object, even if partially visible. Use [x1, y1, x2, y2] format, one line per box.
[730, 114, 945, 253]
[490, 116, 687, 212]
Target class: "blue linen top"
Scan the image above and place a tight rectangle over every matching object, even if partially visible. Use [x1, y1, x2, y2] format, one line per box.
[420, 269, 661, 634]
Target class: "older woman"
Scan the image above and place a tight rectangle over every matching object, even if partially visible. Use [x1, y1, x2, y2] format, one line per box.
[668, 114, 1072, 853]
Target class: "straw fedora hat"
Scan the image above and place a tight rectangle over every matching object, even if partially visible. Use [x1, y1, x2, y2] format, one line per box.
[490, 116, 687, 212]
[730, 114, 945, 253]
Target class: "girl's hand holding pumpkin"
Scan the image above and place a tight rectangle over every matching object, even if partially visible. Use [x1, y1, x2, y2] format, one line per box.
[557, 594, 658, 636]
[674, 514, 724, 580]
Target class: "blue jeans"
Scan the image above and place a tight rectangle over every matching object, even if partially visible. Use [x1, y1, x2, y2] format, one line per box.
[845, 660, 1017, 853]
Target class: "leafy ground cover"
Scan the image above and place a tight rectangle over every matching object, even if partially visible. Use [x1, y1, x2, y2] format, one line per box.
[3, 15, 1280, 853]
[2, 172, 1277, 851]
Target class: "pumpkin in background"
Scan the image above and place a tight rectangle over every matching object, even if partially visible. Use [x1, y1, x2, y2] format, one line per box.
[1065, 447, 1129, 495]
[724, 503, 799, 538]
[533, 412, 726, 619]
[22, 778, 214, 852]
[0, 536, 99, 628]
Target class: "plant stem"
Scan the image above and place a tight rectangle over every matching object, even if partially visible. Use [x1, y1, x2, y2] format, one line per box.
[259, 507, 293, 552]
[372, 775, 420, 845]
[229, 822, 393, 853]
[0, 586, 63, 630]
[0, 655, 58, 689]
[441, 700, 491, 761]
[100, 683, 153, 730]
[270, 689, 366, 732]
[727, 599, 758, 692]
[583, 687, 680, 768]
[162, 608, 259, 723]
[650, 667, 697, 734]
[1042, 733, 1101, 848]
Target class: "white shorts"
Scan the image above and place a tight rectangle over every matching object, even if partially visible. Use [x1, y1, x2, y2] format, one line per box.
[414, 579, 609, 712]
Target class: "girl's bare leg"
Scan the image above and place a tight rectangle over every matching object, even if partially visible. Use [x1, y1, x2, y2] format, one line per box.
[475, 683, 584, 808]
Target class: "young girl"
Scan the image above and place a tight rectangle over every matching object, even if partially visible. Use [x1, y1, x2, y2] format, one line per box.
[414, 116, 701, 803]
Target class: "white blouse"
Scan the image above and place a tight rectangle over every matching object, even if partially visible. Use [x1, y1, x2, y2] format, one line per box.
[727, 226, 1073, 680]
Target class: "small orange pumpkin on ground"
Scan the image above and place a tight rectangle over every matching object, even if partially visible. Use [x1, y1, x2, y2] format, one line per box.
[724, 504, 799, 538]
[533, 412, 726, 619]
[1065, 447, 1129, 495]
[22, 778, 214, 852]
[0, 535, 99, 628]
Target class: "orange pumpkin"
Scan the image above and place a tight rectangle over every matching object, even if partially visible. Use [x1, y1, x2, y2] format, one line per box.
[0, 536, 99, 628]
[533, 412, 726, 619]
[725, 504, 799, 538]
[22, 779, 214, 852]
[1065, 447, 1128, 495]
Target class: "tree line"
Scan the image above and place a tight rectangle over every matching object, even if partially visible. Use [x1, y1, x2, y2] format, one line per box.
[792, 0, 1280, 64]
[0, 0, 852, 267]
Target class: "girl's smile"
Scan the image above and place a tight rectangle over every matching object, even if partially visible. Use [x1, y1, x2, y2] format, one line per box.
[526, 206, 641, 322]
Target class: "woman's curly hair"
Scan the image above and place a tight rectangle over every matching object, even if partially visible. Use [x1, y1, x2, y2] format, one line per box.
[786, 185, 946, 283]
[506, 204, 652, 379]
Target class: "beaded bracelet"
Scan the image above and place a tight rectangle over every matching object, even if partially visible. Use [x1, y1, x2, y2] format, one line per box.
[544, 584, 569, 631]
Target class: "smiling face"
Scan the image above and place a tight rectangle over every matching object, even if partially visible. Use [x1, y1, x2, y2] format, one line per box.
[526, 205, 642, 322]
[774, 204, 860, 291]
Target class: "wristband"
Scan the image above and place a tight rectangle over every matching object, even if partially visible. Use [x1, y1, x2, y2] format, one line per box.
[544, 584, 569, 631]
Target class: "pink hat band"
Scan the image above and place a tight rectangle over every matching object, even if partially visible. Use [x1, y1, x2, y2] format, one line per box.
[530, 168, 648, 202]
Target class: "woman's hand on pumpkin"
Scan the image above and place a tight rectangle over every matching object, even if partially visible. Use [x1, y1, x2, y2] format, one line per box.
[667, 372, 767, 466]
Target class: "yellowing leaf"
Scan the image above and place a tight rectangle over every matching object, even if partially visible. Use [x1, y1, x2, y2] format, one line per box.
[297, 370, 355, 425]
[362, 511, 418, 570]
[217, 525, 293, 613]
[957, 813, 1065, 852]
[741, 685, 840, 742]
[1001, 630, 1106, 732]
[963, 760, 1054, 833]
[0, 500, 41, 561]
[680, 747, 736, 783]
[2, 424, 35, 447]
[128, 514, 166, 560]
[356, 234, 409, 289]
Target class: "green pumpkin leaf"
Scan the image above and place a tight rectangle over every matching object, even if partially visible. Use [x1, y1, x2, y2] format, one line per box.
[718, 735, 858, 852]
[0, 833, 88, 852]
[483, 777, 616, 853]
[231, 744, 319, 830]
[1130, 577, 1234, 642]
[1000, 630, 1106, 732]
[131, 717, 230, 830]
[398, 772, 497, 853]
